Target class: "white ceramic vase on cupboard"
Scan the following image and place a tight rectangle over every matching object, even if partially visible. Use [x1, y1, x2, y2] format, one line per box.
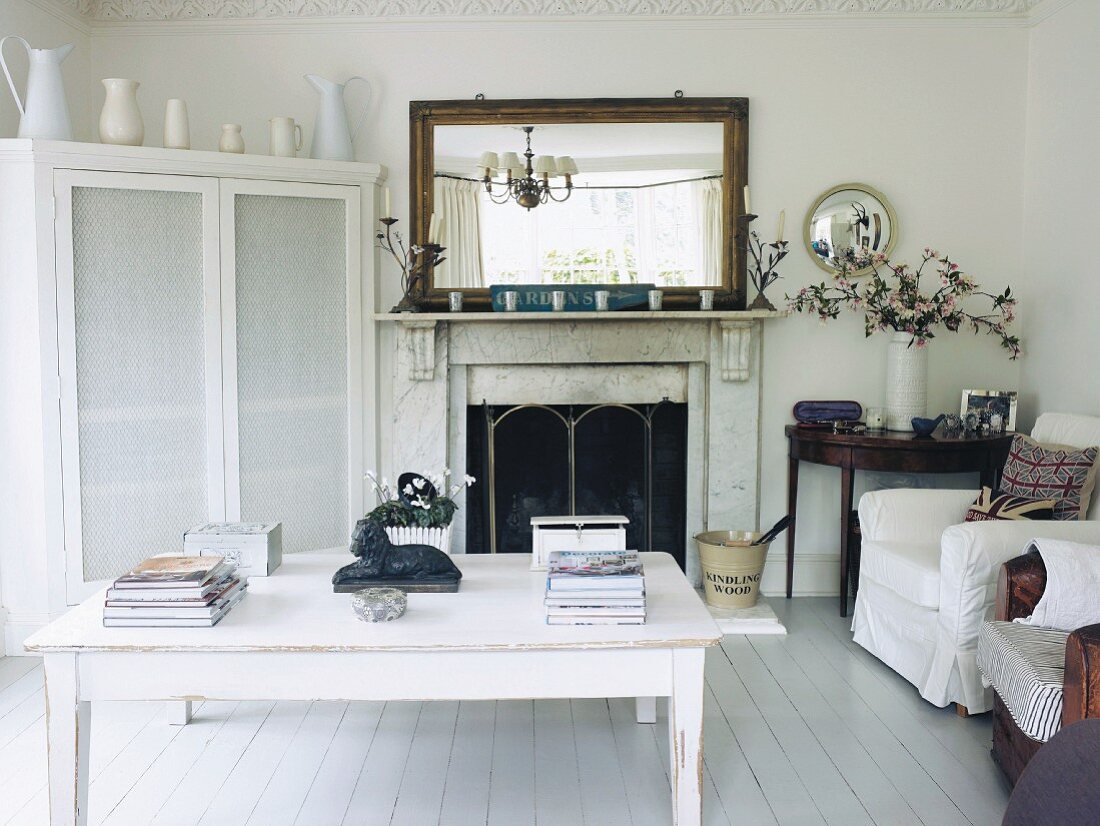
[219, 124, 245, 154]
[885, 331, 928, 430]
[98, 79, 144, 146]
[163, 99, 190, 149]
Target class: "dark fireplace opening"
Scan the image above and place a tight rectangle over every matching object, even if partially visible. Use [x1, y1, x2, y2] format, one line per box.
[465, 401, 688, 569]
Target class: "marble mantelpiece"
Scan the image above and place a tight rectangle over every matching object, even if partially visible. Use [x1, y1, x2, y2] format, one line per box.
[381, 311, 783, 585]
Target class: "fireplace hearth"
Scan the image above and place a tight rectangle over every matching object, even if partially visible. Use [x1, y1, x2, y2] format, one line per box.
[465, 402, 688, 568]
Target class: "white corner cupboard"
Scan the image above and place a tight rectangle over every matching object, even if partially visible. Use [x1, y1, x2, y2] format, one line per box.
[0, 140, 383, 653]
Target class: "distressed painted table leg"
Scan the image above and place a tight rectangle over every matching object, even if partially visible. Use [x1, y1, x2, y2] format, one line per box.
[669, 648, 705, 825]
[635, 695, 657, 724]
[167, 700, 192, 726]
[43, 653, 90, 826]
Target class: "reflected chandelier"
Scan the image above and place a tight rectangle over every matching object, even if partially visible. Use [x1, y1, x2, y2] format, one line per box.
[477, 127, 579, 210]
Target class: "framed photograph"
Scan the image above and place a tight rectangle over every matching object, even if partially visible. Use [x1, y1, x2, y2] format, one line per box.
[960, 389, 1018, 431]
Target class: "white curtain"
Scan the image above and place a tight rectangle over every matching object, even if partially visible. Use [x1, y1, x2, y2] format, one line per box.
[695, 178, 723, 286]
[433, 178, 483, 288]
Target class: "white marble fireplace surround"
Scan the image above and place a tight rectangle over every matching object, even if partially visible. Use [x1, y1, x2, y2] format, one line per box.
[381, 310, 782, 586]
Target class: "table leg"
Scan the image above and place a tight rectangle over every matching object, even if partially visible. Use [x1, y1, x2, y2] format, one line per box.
[786, 455, 799, 599]
[669, 648, 705, 825]
[44, 653, 90, 826]
[635, 696, 657, 724]
[839, 465, 854, 617]
[167, 700, 193, 726]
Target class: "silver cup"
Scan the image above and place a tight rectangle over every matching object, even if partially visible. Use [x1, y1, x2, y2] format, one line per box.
[648, 290, 663, 311]
[699, 289, 715, 311]
[594, 290, 610, 311]
[551, 290, 566, 311]
[448, 291, 463, 312]
[503, 291, 518, 312]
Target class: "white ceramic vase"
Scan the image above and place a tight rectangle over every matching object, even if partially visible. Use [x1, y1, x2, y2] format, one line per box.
[219, 123, 245, 154]
[385, 525, 453, 555]
[163, 98, 190, 149]
[885, 331, 928, 431]
[98, 78, 143, 146]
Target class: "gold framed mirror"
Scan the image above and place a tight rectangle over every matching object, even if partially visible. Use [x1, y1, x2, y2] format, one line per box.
[803, 182, 898, 276]
[409, 97, 749, 310]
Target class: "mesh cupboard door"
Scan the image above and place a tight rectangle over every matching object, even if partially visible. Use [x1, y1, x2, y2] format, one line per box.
[220, 180, 362, 555]
[54, 171, 224, 603]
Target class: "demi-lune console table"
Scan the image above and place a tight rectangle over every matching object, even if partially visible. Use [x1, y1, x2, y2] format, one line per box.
[784, 426, 1014, 616]
[25, 551, 721, 826]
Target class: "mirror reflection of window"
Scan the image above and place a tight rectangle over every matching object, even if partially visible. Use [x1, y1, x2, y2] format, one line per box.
[431, 122, 724, 289]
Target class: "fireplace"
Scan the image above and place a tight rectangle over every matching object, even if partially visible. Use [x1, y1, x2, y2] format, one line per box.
[465, 402, 688, 567]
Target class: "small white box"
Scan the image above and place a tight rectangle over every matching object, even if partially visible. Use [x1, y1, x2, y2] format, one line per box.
[183, 522, 282, 577]
[530, 515, 628, 571]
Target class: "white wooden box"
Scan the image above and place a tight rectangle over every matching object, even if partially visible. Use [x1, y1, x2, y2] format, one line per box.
[530, 515, 628, 570]
[183, 522, 283, 577]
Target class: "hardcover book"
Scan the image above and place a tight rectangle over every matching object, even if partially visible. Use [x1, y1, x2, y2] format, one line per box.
[113, 556, 230, 589]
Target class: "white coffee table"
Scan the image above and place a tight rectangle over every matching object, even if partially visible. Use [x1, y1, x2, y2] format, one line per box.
[25, 551, 721, 825]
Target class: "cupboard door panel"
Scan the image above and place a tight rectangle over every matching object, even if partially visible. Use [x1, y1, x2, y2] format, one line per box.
[59, 179, 220, 592]
[229, 190, 351, 554]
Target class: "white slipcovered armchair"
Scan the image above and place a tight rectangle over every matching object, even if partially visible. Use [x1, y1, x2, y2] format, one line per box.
[851, 413, 1100, 713]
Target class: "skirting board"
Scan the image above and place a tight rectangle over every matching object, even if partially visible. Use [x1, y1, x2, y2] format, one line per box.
[759, 552, 841, 598]
[3, 610, 58, 657]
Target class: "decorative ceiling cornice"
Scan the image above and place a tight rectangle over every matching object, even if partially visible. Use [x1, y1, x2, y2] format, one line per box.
[47, 0, 1044, 23]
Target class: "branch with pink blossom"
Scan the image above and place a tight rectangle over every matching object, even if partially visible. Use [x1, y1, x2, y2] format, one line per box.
[786, 247, 1020, 359]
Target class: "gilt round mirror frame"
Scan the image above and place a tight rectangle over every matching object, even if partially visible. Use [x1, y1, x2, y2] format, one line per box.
[803, 182, 898, 277]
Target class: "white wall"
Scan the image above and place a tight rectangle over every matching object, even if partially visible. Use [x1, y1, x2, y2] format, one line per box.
[1017, 0, 1100, 430]
[78, 21, 1028, 594]
[0, 0, 90, 141]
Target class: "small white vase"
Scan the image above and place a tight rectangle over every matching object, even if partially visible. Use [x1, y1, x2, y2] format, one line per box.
[385, 525, 453, 555]
[219, 123, 245, 154]
[163, 98, 189, 149]
[885, 331, 928, 430]
[98, 78, 143, 146]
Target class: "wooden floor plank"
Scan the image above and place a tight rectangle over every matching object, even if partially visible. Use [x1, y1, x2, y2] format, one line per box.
[572, 699, 632, 826]
[152, 701, 275, 825]
[438, 701, 495, 826]
[704, 645, 826, 826]
[390, 701, 460, 826]
[0, 658, 39, 695]
[532, 699, 583, 826]
[245, 701, 348, 826]
[486, 701, 535, 826]
[198, 701, 311, 826]
[341, 701, 422, 826]
[294, 701, 385, 825]
[606, 698, 671, 826]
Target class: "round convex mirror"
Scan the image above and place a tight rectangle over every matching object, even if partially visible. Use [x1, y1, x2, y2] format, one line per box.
[803, 183, 898, 276]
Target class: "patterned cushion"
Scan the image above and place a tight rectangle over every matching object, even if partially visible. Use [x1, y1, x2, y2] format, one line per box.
[965, 487, 1055, 522]
[1000, 435, 1099, 521]
[979, 620, 1068, 742]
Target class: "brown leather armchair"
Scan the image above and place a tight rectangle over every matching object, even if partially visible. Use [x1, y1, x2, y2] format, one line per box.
[992, 553, 1100, 785]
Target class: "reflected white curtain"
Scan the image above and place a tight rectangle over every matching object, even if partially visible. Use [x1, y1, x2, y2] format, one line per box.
[695, 178, 723, 286]
[433, 177, 484, 288]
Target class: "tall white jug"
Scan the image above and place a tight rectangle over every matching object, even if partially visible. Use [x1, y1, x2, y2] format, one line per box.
[305, 74, 371, 162]
[0, 37, 74, 140]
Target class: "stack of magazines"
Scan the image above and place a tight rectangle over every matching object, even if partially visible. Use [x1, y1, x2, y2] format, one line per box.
[544, 550, 645, 625]
[103, 556, 246, 627]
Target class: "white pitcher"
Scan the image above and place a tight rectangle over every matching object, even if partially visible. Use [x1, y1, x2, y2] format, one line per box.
[305, 74, 371, 162]
[99, 78, 144, 146]
[0, 37, 74, 140]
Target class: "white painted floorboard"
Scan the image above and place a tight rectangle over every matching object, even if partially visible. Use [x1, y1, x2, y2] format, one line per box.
[0, 599, 1010, 825]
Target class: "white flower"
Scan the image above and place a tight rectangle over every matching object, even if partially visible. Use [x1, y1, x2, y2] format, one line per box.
[403, 484, 414, 496]
[412, 477, 426, 490]
[464, 475, 477, 486]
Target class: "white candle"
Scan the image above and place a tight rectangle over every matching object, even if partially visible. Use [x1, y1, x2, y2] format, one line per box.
[777, 209, 786, 243]
[383, 187, 391, 219]
[428, 213, 437, 243]
[743, 185, 751, 215]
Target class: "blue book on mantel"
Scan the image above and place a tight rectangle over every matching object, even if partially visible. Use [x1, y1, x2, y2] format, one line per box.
[489, 284, 655, 312]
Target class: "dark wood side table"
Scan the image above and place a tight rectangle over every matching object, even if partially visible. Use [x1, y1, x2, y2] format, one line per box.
[785, 425, 1014, 617]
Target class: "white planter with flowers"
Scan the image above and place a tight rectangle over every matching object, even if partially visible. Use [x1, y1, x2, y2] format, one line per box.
[364, 470, 474, 555]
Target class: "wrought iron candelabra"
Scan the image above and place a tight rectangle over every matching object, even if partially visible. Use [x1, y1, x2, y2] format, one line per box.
[378, 217, 446, 313]
[740, 212, 788, 312]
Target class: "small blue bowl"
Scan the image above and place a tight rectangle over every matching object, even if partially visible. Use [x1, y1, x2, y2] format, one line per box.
[911, 413, 946, 437]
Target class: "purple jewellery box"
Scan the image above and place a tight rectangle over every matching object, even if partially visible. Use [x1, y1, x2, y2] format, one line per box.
[792, 400, 864, 425]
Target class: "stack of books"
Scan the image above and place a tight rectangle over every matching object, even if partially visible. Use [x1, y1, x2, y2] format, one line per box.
[544, 550, 646, 625]
[103, 556, 247, 627]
